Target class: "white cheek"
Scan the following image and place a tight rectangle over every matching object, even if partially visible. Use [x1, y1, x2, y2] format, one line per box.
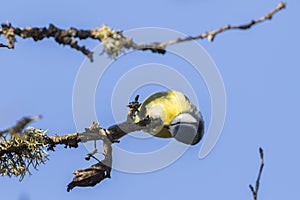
[146, 104, 164, 119]
[177, 113, 197, 123]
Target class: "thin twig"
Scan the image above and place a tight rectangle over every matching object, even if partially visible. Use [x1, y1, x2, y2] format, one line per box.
[0, 43, 9, 48]
[249, 148, 265, 200]
[0, 115, 41, 137]
[158, 2, 286, 45]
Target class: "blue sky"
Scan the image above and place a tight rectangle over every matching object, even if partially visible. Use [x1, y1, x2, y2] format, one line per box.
[1, 0, 299, 200]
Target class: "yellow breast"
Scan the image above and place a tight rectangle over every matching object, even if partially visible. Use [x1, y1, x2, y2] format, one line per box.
[136, 90, 192, 125]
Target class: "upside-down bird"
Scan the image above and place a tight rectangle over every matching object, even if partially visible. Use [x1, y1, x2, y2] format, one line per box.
[133, 90, 204, 145]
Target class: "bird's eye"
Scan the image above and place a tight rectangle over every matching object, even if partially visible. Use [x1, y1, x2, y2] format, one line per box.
[131, 111, 139, 120]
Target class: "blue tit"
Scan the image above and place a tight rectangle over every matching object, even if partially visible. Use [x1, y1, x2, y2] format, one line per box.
[134, 90, 204, 145]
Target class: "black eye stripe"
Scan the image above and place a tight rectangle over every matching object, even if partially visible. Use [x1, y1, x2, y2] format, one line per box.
[164, 122, 199, 129]
[170, 122, 198, 126]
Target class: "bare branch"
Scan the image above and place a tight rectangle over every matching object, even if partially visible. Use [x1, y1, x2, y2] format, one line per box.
[249, 148, 265, 200]
[0, 115, 41, 137]
[0, 2, 286, 60]
[156, 1, 286, 45]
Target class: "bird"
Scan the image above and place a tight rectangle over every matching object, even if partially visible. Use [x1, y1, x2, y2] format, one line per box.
[133, 90, 204, 145]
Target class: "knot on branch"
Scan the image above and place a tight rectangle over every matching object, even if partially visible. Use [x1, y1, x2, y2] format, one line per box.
[0, 23, 15, 48]
[79, 122, 118, 143]
[127, 95, 141, 120]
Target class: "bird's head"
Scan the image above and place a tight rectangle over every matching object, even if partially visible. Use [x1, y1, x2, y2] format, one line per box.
[168, 112, 204, 145]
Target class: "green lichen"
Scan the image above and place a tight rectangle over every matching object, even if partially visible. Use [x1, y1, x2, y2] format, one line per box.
[0, 127, 49, 181]
[92, 25, 133, 58]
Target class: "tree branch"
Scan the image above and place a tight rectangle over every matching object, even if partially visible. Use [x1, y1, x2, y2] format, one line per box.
[0, 2, 285, 61]
[156, 1, 286, 44]
[0, 115, 41, 137]
[249, 148, 265, 200]
[0, 103, 269, 195]
[0, 96, 150, 190]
